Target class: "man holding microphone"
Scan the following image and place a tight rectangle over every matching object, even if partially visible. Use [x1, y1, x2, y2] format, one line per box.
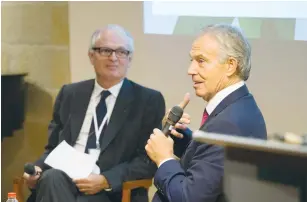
[145, 24, 267, 202]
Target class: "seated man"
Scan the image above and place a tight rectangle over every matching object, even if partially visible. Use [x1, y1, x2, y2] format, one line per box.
[23, 24, 165, 202]
[145, 23, 267, 202]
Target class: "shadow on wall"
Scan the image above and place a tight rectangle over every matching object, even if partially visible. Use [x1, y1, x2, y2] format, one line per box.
[1, 82, 54, 202]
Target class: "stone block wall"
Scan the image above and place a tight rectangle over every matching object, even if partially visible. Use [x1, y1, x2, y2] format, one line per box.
[1, 2, 70, 201]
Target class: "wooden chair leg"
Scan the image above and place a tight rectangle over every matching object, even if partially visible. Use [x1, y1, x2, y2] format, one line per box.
[13, 177, 25, 202]
[122, 189, 131, 202]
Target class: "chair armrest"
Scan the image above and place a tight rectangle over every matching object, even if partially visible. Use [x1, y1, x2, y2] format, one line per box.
[123, 179, 152, 190]
[13, 176, 25, 202]
[122, 179, 152, 202]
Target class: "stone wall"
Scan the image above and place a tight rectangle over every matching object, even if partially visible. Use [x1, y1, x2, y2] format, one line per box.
[1, 2, 70, 201]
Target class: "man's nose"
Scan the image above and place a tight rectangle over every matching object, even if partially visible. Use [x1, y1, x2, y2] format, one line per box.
[188, 63, 197, 75]
[109, 52, 118, 61]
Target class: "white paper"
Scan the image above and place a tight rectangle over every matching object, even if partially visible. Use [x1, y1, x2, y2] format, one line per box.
[44, 141, 97, 179]
[89, 148, 101, 174]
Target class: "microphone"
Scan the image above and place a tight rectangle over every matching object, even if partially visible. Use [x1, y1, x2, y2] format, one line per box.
[24, 163, 40, 176]
[162, 106, 184, 137]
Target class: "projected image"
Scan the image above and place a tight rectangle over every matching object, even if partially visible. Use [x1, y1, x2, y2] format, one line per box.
[143, 1, 307, 41]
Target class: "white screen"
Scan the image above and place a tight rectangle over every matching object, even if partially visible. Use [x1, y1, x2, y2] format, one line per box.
[144, 1, 307, 41]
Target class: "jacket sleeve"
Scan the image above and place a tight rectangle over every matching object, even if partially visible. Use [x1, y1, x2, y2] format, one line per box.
[153, 120, 240, 202]
[172, 127, 193, 158]
[101, 91, 166, 192]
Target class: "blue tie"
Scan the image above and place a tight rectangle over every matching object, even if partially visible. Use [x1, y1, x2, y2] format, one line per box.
[85, 90, 111, 153]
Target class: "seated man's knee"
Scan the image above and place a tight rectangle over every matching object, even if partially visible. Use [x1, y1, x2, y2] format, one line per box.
[39, 169, 65, 182]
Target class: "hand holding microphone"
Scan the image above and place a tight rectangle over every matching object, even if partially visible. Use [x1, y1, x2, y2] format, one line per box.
[162, 93, 191, 137]
[145, 93, 191, 166]
[23, 163, 42, 189]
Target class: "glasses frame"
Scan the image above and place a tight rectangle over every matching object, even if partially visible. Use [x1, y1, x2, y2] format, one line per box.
[92, 47, 130, 58]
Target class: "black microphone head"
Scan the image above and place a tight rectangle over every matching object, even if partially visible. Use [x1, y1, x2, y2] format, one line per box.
[24, 163, 36, 175]
[167, 106, 184, 125]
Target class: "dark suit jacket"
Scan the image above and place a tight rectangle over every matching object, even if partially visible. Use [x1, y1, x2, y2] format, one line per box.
[152, 84, 267, 202]
[31, 78, 165, 202]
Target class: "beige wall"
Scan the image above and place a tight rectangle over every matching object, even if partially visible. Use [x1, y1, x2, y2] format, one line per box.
[1, 2, 70, 201]
[69, 1, 307, 202]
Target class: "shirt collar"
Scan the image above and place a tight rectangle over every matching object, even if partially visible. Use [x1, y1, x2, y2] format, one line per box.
[206, 81, 245, 115]
[93, 79, 124, 98]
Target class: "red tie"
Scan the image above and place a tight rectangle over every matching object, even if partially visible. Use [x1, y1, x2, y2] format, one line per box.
[201, 109, 209, 126]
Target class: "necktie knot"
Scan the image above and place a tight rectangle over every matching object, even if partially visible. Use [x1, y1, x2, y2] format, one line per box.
[101, 90, 111, 100]
[201, 109, 209, 126]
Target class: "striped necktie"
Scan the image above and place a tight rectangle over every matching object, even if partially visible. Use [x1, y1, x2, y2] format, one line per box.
[85, 90, 111, 153]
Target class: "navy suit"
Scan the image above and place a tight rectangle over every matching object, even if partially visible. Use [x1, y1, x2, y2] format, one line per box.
[153, 85, 267, 202]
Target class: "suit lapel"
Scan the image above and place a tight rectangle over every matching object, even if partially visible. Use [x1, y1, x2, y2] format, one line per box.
[182, 85, 250, 169]
[70, 80, 95, 145]
[100, 78, 134, 153]
[200, 84, 249, 130]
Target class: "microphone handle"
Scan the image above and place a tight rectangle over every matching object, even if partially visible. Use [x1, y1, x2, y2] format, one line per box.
[162, 122, 171, 137]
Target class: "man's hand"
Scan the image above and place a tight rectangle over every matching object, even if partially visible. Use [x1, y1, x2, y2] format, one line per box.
[171, 113, 191, 138]
[163, 93, 191, 139]
[145, 129, 174, 166]
[23, 166, 42, 189]
[73, 174, 110, 195]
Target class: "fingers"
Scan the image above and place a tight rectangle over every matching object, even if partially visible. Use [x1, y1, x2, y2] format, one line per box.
[145, 144, 152, 157]
[73, 178, 89, 185]
[23, 172, 30, 180]
[171, 129, 184, 139]
[164, 93, 190, 126]
[178, 117, 190, 125]
[181, 113, 191, 120]
[178, 93, 190, 109]
[146, 135, 153, 146]
[74, 179, 91, 193]
[35, 166, 42, 173]
[23, 172, 39, 188]
[75, 183, 89, 190]
[153, 128, 165, 136]
[174, 123, 187, 130]
[171, 121, 191, 138]
[146, 129, 167, 148]
[167, 136, 174, 144]
[145, 144, 150, 152]
[23, 173, 39, 181]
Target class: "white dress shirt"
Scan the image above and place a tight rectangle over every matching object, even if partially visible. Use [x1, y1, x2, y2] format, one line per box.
[158, 81, 245, 168]
[74, 79, 123, 153]
[205, 81, 244, 115]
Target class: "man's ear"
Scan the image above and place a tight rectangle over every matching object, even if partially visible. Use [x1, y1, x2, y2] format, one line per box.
[88, 50, 94, 65]
[226, 57, 238, 77]
[127, 54, 133, 67]
[128, 54, 133, 62]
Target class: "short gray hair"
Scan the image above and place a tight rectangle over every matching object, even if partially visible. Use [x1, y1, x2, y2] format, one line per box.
[89, 24, 134, 53]
[201, 24, 251, 81]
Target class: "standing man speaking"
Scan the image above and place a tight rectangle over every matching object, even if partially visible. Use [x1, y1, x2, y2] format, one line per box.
[146, 24, 267, 202]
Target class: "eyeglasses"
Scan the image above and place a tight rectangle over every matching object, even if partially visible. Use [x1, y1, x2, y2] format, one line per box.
[92, 47, 130, 58]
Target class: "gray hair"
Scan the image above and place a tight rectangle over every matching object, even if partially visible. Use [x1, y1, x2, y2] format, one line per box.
[89, 24, 134, 53]
[201, 24, 251, 81]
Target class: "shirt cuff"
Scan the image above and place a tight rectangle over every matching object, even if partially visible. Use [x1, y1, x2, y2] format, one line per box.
[158, 158, 175, 168]
[105, 188, 112, 191]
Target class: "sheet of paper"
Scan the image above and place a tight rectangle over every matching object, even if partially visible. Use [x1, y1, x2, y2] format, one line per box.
[89, 149, 101, 174]
[44, 140, 97, 179]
